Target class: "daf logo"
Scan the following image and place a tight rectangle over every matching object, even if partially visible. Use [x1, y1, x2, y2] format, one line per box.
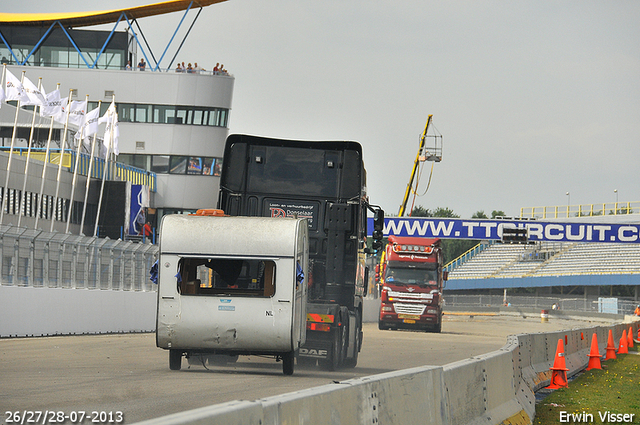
[407, 287, 415, 292]
[299, 348, 328, 358]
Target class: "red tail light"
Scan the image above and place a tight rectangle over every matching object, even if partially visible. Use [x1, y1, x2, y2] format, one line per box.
[307, 322, 331, 332]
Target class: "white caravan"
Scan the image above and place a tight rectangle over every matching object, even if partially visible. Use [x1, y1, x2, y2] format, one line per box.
[156, 212, 308, 375]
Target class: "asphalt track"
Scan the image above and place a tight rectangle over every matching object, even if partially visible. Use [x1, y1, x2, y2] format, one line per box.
[0, 315, 593, 423]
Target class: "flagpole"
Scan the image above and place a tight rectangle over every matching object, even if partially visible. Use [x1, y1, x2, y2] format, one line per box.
[17, 77, 43, 228]
[0, 65, 5, 220]
[65, 94, 89, 233]
[94, 95, 115, 237]
[35, 83, 60, 230]
[0, 70, 26, 225]
[80, 100, 102, 235]
[51, 91, 73, 233]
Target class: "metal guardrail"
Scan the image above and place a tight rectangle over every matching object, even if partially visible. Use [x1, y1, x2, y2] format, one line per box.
[0, 147, 157, 192]
[520, 202, 639, 219]
[444, 241, 490, 272]
[0, 224, 158, 291]
[444, 294, 639, 315]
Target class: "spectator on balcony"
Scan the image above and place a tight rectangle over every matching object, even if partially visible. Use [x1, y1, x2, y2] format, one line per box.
[175, 63, 183, 73]
[186, 63, 194, 73]
[213, 63, 220, 74]
[138, 58, 146, 71]
[125, 60, 132, 70]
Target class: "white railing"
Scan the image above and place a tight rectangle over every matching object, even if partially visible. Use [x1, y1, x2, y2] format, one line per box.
[0, 223, 158, 291]
[444, 294, 639, 315]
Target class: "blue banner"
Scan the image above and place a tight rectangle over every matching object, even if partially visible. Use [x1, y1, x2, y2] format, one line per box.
[367, 217, 640, 244]
[129, 185, 146, 236]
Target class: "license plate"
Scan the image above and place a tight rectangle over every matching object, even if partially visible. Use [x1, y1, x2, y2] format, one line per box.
[398, 314, 420, 320]
[403, 319, 416, 324]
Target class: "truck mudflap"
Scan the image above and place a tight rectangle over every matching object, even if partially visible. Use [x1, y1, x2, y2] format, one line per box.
[346, 310, 358, 358]
[298, 339, 332, 359]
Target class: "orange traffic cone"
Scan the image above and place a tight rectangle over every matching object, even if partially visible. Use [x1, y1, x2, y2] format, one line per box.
[546, 339, 569, 389]
[628, 327, 634, 349]
[618, 330, 628, 354]
[585, 333, 602, 371]
[605, 329, 617, 360]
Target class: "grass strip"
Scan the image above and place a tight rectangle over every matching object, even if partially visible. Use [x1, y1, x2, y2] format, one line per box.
[534, 345, 639, 424]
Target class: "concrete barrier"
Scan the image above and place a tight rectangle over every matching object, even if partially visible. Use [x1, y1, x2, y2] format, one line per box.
[132, 320, 639, 425]
[0, 286, 156, 337]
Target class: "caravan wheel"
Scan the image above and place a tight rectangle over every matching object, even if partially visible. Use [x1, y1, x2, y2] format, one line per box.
[282, 351, 295, 376]
[169, 350, 182, 370]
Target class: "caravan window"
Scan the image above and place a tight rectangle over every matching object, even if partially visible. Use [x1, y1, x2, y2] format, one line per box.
[177, 257, 276, 297]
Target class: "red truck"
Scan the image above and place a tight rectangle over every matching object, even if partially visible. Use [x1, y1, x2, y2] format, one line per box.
[377, 235, 447, 332]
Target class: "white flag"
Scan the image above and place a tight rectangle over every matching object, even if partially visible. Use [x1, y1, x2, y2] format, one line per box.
[67, 99, 87, 127]
[52, 96, 69, 124]
[4, 70, 29, 103]
[0, 86, 5, 107]
[21, 76, 45, 106]
[74, 106, 100, 140]
[100, 102, 119, 156]
[41, 88, 63, 117]
[98, 101, 115, 125]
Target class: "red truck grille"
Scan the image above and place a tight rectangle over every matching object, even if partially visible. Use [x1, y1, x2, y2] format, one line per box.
[393, 303, 426, 315]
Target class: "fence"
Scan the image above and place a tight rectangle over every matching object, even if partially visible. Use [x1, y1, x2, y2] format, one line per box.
[520, 201, 639, 219]
[445, 294, 639, 315]
[0, 223, 158, 291]
[1, 147, 157, 192]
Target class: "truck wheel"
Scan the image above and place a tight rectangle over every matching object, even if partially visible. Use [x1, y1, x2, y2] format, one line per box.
[169, 349, 182, 370]
[429, 319, 442, 333]
[282, 351, 295, 376]
[321, 325, 343, 371]
[343, 311, 361, 368]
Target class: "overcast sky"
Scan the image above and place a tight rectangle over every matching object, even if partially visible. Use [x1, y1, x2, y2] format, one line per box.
[6, 1, 639, 218]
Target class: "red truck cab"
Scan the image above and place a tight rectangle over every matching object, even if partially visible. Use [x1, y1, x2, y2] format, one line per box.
[378, 236, 447, 332]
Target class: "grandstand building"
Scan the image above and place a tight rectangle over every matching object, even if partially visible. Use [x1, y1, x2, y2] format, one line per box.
[0, 1, 232, 236]
[445, 212, 640, 313]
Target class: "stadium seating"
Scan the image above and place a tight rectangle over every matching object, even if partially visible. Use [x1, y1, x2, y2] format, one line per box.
[448, 242, 640, 280]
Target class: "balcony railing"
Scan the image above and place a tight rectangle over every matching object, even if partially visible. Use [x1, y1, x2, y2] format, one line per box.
[0, 147, 156, 192]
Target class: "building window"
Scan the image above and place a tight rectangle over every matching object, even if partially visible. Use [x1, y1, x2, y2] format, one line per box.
[114, 103, 228, 127]
[119, 103, 135, 122]
[203, 157, 214, 175]
[153, 105, 175, 124]
[187, 157, 203, 174]
[169, 156, 188, 174]
[151, 155, 170, 173]
[119, 154, 148, 170]
[135, 104, 152, 123]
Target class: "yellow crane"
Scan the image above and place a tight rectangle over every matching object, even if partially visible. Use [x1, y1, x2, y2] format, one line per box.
[398, 115, 442, 217]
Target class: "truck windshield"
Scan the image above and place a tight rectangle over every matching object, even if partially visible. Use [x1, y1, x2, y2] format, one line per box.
[385, 267, 437, 288]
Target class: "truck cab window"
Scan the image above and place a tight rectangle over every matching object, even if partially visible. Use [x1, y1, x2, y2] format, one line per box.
[177, 257, 276, 297]
[385, 267, 438, 288]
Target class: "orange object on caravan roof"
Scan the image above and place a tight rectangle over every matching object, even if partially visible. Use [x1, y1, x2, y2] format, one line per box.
[189, 209, 226, 216]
